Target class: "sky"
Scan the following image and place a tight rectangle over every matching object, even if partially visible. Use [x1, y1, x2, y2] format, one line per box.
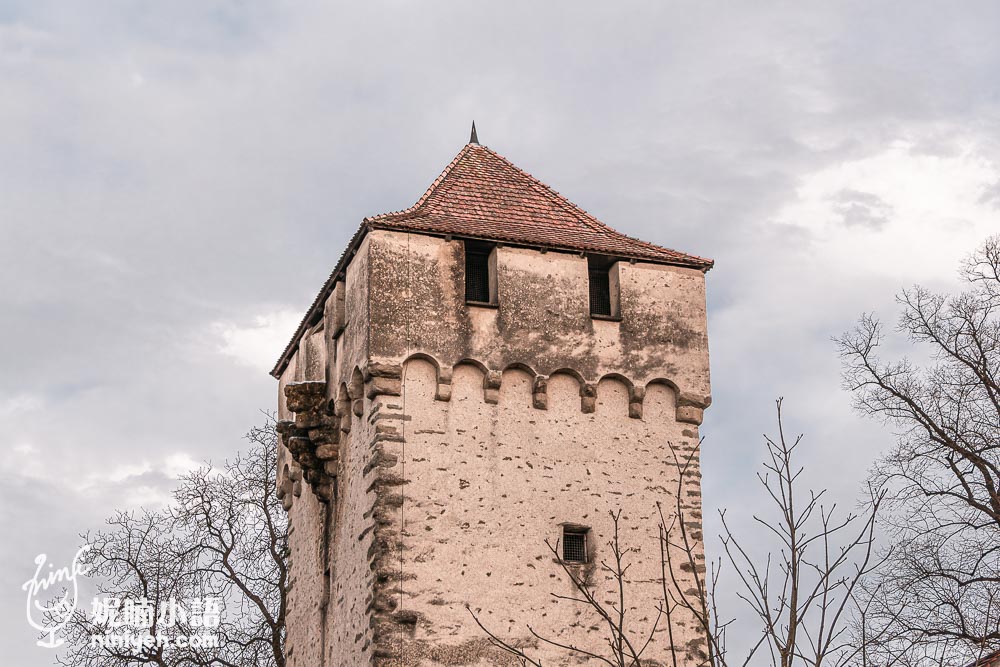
[2, 1, 999, 663]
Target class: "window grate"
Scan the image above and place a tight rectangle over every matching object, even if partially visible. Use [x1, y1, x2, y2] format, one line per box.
[589, 268, 612, 316]
[562, 528, 588, 563]
[466, 249, 491, 303]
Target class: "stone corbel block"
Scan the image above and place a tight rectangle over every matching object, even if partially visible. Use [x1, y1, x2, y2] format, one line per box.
[298, 451, 320, 473]
[314, 483, 334, 503]
[365, 362, 403, 398]
[366, 362, 402, 379]
[532, 375, 548, 410]
[294, 411, 321, 429]
[676, 405, 704, 425]
[580, 382, 598, 414]
[483, 370, 502, 404]
[284, 381, 328, 413]
[322, 418, 341, 444]
[308, 426, 338, 446]
[315, 444, 339, 460]
[286, 436, 311, 459]
[367, 376, 401, 398]
[435, 366, 453, 402]
[275, 420, 297, 440]
[628, 386, 645, 420]
[676, 392, 711, 426]
[332, 396, 352, 433]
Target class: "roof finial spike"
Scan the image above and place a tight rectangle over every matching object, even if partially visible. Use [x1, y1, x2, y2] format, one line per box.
[469, 120, 479, 145]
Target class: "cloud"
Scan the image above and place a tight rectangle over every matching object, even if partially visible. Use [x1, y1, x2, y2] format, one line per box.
[212, 308, 302, 373]
[0, 393, 44, 417]
[979, 180, 1000, 207]
[769, 140, 999, 281]
[830, 188, 893, 230]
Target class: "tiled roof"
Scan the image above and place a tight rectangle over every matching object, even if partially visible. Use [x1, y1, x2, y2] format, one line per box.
[271, 142, 712, 377]
[365, 143, 714, 268]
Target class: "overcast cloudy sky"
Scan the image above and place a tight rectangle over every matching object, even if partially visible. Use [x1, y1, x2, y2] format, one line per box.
[3, 1, 999, 662]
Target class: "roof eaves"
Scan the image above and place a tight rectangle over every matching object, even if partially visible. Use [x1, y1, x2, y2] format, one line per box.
[367, 218, 713, 270]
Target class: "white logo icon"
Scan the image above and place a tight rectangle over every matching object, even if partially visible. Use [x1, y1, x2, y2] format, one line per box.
[22, 545, 91, 648]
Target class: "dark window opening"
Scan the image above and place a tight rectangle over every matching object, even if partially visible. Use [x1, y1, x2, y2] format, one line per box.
[588, 256, 616, 317]
[465, 241, 495, 304]
[589, 268, 611, 316]
[562, 527, 588, 564]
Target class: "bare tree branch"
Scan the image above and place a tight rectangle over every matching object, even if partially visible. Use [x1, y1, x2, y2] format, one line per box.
[838, 235, 1000, 665]
[57, 419, 288, 667]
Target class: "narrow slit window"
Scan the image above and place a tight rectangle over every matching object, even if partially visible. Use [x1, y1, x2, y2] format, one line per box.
[562, 527, 588, 564]
[465, 241, 495, 304]
[589, 267, 611, 316]
[588, 256, 617, 318]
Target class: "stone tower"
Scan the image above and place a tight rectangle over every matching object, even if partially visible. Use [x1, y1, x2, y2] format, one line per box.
[272, 136, 713, 666]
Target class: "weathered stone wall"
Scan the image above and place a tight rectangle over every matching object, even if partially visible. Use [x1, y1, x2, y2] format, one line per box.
[278, 235, 380, 667]
[275, 227, 711, 666]
[323, 389, 379, 664]
[367, 231, 711, 416]
[377, 358, 705, 665]
[284, 475, 329, 665]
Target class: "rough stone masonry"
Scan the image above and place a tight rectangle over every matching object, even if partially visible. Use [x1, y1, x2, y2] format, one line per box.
[271, 138, 713, 666]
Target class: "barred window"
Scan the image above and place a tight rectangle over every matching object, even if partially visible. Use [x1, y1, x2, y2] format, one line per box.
[589, 267, 611, 316]
[465, 241, 496, 304]
[588, 256, 618, 318]
[562, 527, 588, 564]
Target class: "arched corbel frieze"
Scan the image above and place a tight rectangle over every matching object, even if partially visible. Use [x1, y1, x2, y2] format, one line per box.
[389, 355, 711, 425]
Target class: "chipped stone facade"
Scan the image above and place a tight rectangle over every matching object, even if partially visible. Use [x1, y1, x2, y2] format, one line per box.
[275, 229, 711, 666]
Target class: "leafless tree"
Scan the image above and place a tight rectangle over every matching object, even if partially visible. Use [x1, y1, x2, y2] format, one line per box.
[472, 401, 882, 667]
[838, 236, 1000, 666]
[663, 400, 883, 667]
[57, 421, 288, 667]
